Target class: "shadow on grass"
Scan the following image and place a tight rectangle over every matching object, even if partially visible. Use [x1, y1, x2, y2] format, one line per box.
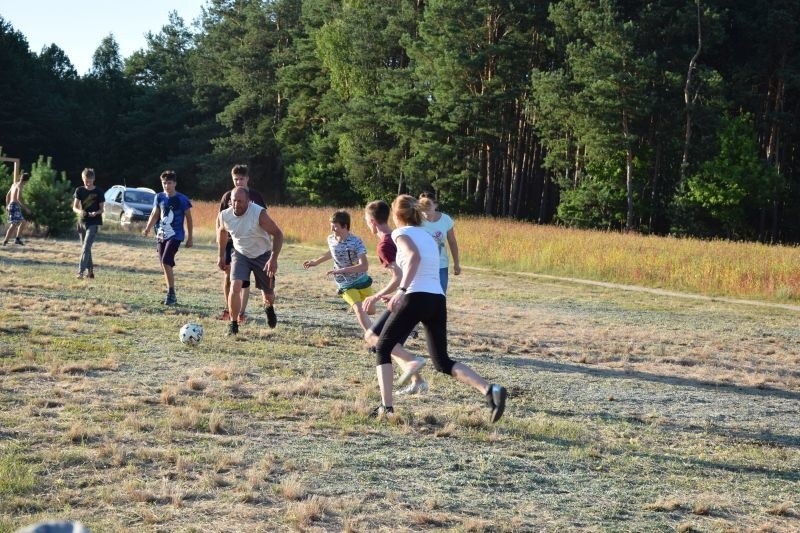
[504, 356, 800, 450]
[507, 356, 800, 401]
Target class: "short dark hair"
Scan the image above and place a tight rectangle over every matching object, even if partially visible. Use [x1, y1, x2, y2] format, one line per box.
[231, 164, 248, 177]
[20, 171, 30, 181]
[365, 200, 390, 224]
[160, 170, 177, 182]
[330, 210, 351, 230]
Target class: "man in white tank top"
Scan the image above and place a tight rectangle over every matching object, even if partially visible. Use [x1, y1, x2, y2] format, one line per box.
[217, 187, 284, 335]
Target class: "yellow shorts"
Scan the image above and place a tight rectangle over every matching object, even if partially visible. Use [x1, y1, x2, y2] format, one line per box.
[341, 286, 374, 307]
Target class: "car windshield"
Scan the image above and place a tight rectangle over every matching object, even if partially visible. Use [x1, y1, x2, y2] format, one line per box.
[125, 190, 155, 204]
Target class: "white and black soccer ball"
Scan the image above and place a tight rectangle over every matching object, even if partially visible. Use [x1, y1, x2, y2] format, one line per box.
[179, 323, 203, 345]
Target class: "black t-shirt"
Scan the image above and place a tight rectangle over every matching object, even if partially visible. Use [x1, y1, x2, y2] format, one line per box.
[74, 186, 105, 226]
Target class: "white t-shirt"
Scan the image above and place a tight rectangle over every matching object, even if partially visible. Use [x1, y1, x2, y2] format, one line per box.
[391, 225, 443, 295]
[220, 202, 273, 258]
[421, 213, 454, 269]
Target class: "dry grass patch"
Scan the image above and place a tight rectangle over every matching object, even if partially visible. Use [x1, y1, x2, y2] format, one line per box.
[160, 385, 178, 405]
[123, 411, 151, 433]
[167, 406, 202, 431]
[66, 422, 99, 443]
[208, 410, 228, 434]
[766, 501, 794, 516]
[645, 497, 683, 512]
[186, 377, 207, 391]
[96, 442, 126, 467]
[275, 473, 307, 501]
[286, 495, 327, 527]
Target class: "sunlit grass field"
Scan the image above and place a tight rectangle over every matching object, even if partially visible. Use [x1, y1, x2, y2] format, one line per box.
[193, 201, 800, 303]
[1, 217, 798, 530]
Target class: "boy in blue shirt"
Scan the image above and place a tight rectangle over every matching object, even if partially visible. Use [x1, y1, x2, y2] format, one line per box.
[142, 170, 193, 305]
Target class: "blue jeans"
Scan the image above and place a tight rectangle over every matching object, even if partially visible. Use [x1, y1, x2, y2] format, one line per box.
[439, 267, 449, 294]
[78, 223, 99, 272]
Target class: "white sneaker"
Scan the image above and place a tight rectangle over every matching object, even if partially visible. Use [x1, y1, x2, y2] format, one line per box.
[396, 379, 429, 395]
[397, 357, 426, 386]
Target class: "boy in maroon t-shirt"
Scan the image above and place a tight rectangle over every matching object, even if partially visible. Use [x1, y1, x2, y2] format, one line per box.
[363, 200, 428, 394]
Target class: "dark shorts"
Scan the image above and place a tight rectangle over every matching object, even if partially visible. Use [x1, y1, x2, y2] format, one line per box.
[231, 248, 274, 294]
[7, 202, 23, 224]
[156, 238, 181, 267]
[225, 240, 250, 288]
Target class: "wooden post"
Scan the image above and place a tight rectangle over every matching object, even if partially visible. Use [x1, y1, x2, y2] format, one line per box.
[0, 156, 21, 180]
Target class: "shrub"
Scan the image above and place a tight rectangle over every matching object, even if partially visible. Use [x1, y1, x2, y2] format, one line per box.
[24, 156, 74, 236]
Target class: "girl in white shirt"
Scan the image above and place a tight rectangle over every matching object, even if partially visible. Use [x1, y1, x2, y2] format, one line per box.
[372, 194, 507, 423]
[418, 194, 461, 293]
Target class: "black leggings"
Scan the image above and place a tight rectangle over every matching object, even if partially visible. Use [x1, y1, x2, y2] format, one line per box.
[374, 292, 455, 375]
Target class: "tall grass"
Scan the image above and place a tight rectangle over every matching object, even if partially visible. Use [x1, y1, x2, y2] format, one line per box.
[191, 201, 800, 302]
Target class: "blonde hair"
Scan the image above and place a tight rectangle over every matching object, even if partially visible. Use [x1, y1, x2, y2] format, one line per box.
[417, 196, 435, 212]
[81, 168, 95, 180]
[391, 194, 423, 226]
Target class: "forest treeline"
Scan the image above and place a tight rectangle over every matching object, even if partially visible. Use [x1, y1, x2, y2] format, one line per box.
[1, 0, 798, 241]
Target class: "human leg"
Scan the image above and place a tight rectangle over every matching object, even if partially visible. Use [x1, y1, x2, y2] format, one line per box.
[158, 239, 181, 304]
[365, 313, 426, 388]
[421, 293, 507, 422]
[76, 223, 87, 274]
[3, 223, 16, 245]
[228, 279, 245, 320]
[81, 224, 99, 274]
[439, 267, 449, 294]
[239, 283, 251, 322]
[246, 250, 277, 328]
[373, 301, 424, 411]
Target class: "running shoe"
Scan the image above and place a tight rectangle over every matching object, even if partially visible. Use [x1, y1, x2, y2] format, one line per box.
[218, 309, 231, 321]
[14, 237, 24, 245]
[486, 384, 508, 423]
[397, 357, 426, 387]
[87, 269, 95, 279]
[226, 321, 239, 336]
[163, 291, 177, 305]
[369, 404, 394, 418]
[396, 379, 429, 395]
[264, 305, 277, 328]
[238, 313, 247, 325]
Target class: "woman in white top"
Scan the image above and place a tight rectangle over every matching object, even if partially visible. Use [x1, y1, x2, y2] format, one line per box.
[418, 193, 460, 293]
[372, 194, 507, 423]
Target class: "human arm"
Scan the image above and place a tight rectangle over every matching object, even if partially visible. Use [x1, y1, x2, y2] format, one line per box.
[387, 235, 420, 312]
[363, 262, 401, 311]
[447, 227, 460, 275]
[72, 197, 84, 218]
[142, 204, 160, 236]
[303, 250, 332, 269]
[327, 253, 368, 277]
[184, 208, 193, 248]
[216, 213, 228, 271]
[259, 209, 283, 275]
[94, 200, 104, 218]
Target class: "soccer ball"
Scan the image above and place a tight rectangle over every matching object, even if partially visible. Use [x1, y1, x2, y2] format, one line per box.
[179, 323, 203, 345]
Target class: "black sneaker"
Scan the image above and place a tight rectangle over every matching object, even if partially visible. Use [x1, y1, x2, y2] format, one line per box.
[486, 384, 507, 423]
[264, 305, 277, 328]
[163, 291, 177, 305]
[226, 321, 239, 336]
[369, 404, 394, 418]
[14, 237, 24, 245]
